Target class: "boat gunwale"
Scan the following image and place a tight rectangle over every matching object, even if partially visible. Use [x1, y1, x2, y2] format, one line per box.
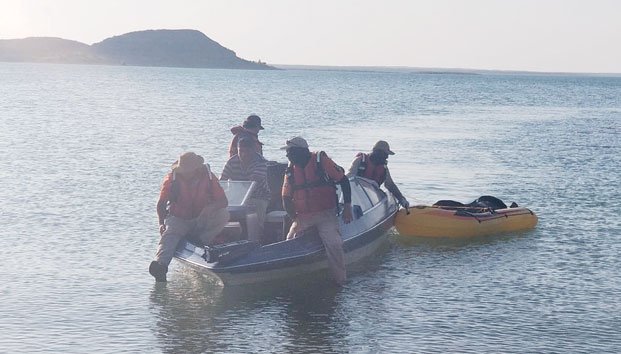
[177, 197, 398, 273]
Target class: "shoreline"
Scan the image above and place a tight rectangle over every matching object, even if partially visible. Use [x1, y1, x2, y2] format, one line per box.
[1, 60, 620, 77]
[272, 64, 621, 77]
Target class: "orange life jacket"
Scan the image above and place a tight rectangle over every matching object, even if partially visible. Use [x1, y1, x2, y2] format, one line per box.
[286, 152, 337, 214]
[356, 152, 386, 185]
[168, 165, 214, 220]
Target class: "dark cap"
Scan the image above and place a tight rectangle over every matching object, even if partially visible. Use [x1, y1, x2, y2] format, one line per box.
[243, 114, 264, 130]
[372, 140, 395, 155]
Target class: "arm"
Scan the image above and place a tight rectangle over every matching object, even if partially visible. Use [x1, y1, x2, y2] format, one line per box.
[157, 174, 172, 235]
[211, 194, 229, 210]
[220, 160, 231, 181]
[282, 196, 296, 220]
[210, 173, 229, 210]
[337, 176, 353, 224]
[321, 153, 353, 224]
[281, 174, 296, 219]
[338, 176, 352, 204]
[384, 168, 409, 207]
[201, 176, 229, 216]
[346, 156, 362, 178]
[228, 136, 238, 158]
[157, 198, 168, 235]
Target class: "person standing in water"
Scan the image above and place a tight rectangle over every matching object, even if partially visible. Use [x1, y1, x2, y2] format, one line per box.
[281, 136, 353, 285]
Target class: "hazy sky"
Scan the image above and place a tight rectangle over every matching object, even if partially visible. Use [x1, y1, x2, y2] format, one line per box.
[1, 0, 620, 73]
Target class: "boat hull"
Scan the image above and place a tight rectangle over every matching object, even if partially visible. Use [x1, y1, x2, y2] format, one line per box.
[174, 176, 399, 286]
[395, 206, 537, 238]
[176, 208, 396, 285]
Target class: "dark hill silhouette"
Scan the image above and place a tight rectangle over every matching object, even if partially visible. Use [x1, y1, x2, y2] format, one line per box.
[0, 29, 273, 70]
[0, 37, 110, 64]
[92, 29, 271, 69]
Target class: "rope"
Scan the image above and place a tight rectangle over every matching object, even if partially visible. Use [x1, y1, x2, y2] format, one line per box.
[417, 205, 493, 212]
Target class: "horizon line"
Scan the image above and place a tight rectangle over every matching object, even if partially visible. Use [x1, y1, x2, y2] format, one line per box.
[272, 63, 621, 77]
[2, 32, 620, 77]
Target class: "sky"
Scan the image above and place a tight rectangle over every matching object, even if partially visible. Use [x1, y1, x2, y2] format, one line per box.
[1, 0, 620, 73]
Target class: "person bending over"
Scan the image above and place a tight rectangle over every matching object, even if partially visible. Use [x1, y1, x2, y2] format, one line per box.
[347, 140, 410, 209]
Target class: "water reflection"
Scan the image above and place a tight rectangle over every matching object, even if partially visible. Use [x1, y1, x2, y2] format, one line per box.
[149, 276, 226, 353]
[149, 270, 346, 353]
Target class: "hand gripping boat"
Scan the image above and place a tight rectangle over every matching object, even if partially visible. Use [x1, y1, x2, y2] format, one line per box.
[174, 172, 398, 286]
[395, 196, 537, 238]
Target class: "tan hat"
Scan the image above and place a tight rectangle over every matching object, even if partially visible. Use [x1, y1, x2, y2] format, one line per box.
[372, 140, 395, 155]
[280, 136, 309, 150]
[171, 152, 204, 174]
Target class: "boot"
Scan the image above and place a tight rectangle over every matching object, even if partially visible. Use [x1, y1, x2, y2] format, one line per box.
[149, 261, 168, 282]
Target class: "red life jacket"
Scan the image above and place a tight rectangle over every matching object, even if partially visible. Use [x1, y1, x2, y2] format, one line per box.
[356, 152, 386, 185]
[286, 152, 337, 214]
[168, 165, 214, 220]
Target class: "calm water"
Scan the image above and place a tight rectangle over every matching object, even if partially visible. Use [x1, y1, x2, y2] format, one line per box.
[1, 63, 620, 353]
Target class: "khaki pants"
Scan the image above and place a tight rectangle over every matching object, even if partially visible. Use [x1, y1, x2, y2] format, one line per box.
[155, 208, 230, 266]
[286, 208, 346, 284]
[247, 198, 269, 225]
[247, 198, 269, 240]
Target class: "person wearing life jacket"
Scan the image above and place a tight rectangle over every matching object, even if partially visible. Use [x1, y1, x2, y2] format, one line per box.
[281, 136, 353, 285]
[347, 140, 410, 209]
[228, 114, 264, 158]
[150, 152, 229, 282]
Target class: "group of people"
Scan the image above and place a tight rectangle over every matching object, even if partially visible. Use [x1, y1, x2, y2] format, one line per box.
[149, 114, 409, 285]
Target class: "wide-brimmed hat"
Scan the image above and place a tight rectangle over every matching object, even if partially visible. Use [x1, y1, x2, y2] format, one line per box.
[372, 140, 395, 155]
[243, 114, 264, 130]
[280, 136, 309, 150]
[172, 152, 204, 174]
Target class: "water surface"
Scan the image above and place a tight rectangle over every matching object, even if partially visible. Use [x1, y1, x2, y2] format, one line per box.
[0, 63, 619, 353]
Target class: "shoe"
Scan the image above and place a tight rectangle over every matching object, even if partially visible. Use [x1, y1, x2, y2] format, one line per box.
[149, 261, 168, 282]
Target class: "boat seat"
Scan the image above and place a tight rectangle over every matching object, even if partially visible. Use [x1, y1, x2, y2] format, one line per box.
[266, 210, 287, 222]
[225, 221, 242, 232]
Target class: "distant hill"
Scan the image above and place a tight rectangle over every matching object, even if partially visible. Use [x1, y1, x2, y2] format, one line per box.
[92, 29, 271, 69]
[0, 37, 110, 64]
[0, 29, 274, 70]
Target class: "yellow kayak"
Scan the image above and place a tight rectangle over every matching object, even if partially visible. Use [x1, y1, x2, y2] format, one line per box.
[395, 205, 538, 238]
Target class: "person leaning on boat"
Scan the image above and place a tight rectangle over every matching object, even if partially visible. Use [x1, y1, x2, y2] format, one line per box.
[281, 136, 353, 286]
[220, 137, 270, 241]
[228, 114, 265, 158]
[149, 152, 230, 282]
[347, 140, 410, 209]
